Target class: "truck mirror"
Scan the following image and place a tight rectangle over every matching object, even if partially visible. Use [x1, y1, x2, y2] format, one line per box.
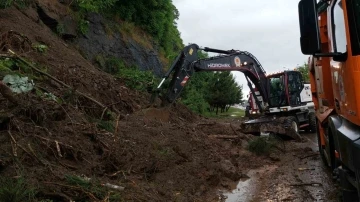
[298, 0, 321, 54]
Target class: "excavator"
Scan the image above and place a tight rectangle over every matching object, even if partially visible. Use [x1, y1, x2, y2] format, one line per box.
[150, 44, 315, 141]
[298, 0, 360, 201]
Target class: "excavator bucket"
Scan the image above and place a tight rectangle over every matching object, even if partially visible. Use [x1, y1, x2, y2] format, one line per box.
[239, 116, 303, 141]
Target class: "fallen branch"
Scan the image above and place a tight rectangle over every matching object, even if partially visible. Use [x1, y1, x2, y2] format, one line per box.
[28, 143, 46, 165]
[197, 122, 216, 126]
[33, 133, 73, 149]
[113, 114, 121, 135]
[8, 130, 17, 157]
[208, 134, 239, 139]
[290, 182, 322, 187]
[300, 153, 319, 159]
[55, 140, 63, 157]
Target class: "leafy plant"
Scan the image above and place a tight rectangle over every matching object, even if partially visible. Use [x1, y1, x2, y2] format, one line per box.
[0, 58, 15, 74]
[78, 19, 89, 35]
[2, 74, 34, 93]
[118, 66, 157, 91]
[32, 44, 48, 54]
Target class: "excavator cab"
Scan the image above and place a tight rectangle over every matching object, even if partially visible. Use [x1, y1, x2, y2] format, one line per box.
[267, 70, 304, 109]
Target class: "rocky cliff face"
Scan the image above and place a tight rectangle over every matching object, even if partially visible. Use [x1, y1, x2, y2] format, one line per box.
[75, 13, 164, 77]
[36, 0, 165, 77]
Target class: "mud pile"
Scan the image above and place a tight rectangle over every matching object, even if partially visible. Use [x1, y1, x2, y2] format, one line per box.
[0, 3, 265, 202]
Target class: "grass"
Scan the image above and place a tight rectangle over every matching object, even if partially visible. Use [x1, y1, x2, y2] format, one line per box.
[0, 176, 37, 202]
[115, 19, 153, 50]
[202, 106, 245, 118]
[65, 175, 122, 201]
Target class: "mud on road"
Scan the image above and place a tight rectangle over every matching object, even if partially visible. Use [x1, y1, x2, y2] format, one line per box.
[219, 132, 340, 202]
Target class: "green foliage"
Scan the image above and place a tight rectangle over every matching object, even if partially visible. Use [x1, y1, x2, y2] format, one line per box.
[97, 120, 115, 132]
[179, 50, 244, 115]
[108, 0, 183, 61]
[0, 0, 29, 9]
[56, 23, 65, 36]
[78, 19, 90, 35]
[0, 58, 16, 75]
[0, 0, 13, 9]
[247, 136, 282, 155]
[75, 0, 118, 13]
[103, 57, 126, 74]
[205, 72, 243, 111]
[0, 176, 37, 202]
[180, 71, 214, 114]
[296, 62, 309, 82]
[32, 44, 48, 54]
[118, 66, 158, 91]
[98, 56, 158, 92]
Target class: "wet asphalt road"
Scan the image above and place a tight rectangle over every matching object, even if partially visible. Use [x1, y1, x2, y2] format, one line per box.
[222, 132, 340, 202]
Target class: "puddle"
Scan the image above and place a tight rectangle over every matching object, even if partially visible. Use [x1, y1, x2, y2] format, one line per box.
[219, 165, 278, 202]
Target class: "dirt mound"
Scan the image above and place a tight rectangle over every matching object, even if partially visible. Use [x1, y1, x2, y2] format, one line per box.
[0, 4, 265, 202]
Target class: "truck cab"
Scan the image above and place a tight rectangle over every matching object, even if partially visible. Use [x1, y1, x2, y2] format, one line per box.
[298, 0, 360, 200]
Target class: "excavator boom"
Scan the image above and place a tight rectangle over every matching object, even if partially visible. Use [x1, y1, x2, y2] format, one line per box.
[154, 44, 270, 112]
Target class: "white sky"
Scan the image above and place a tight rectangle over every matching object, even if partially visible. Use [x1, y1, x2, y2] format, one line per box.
[172, 0, 308, 98]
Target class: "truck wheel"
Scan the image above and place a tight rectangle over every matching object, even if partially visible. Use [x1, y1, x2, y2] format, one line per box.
[308, 112, 316, 132]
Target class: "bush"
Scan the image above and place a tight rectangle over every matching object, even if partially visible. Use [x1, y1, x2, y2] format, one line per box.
[247, 136, 283, 155]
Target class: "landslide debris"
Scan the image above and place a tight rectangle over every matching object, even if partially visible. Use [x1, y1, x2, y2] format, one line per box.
[0, 3, 268, 202]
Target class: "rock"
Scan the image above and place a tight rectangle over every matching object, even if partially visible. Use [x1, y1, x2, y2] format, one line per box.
[220, 159, 241, 181]
[269, 153, 281, 161]
[36, 0, 77, 39]
[74, 13, 164, 77]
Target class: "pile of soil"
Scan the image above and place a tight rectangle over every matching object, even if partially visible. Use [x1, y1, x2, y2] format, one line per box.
[0, 3, 267, 202]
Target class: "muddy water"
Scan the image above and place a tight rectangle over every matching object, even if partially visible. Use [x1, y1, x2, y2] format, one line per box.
[220, 132, 340, 202]
[222, 165, 279, 202]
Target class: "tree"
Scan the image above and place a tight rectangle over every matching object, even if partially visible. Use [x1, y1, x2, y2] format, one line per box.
[296, 62, 309, 82]
[204, 71, 243, 114]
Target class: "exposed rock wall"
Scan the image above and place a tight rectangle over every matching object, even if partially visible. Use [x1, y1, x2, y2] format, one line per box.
[36, 0, 165, 77]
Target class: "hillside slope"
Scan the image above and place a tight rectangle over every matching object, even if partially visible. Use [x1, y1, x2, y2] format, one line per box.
[0, 2, 266, 202]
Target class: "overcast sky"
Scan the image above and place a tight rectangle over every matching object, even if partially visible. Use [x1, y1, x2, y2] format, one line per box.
[172, 0, 308, 97]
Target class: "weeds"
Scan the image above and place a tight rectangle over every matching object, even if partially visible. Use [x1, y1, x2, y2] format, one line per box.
[32, 44, 48, 54]
[96, 120, 115, 132]
[97, 56, 159, 91]
[0, 176, 37, 202]
[78, 19, 89, 35]
[247, 135, 283, 155]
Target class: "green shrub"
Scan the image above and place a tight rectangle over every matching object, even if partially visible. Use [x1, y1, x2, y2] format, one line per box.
[247, 136, 282, 155]
[118, 66, 157, 91]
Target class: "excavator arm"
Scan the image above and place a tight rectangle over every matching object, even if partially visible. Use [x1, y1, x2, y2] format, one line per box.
[153, 43, 270, 112]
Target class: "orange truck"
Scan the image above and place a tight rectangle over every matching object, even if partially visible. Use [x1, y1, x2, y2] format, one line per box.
[298, 0, 360, 200]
